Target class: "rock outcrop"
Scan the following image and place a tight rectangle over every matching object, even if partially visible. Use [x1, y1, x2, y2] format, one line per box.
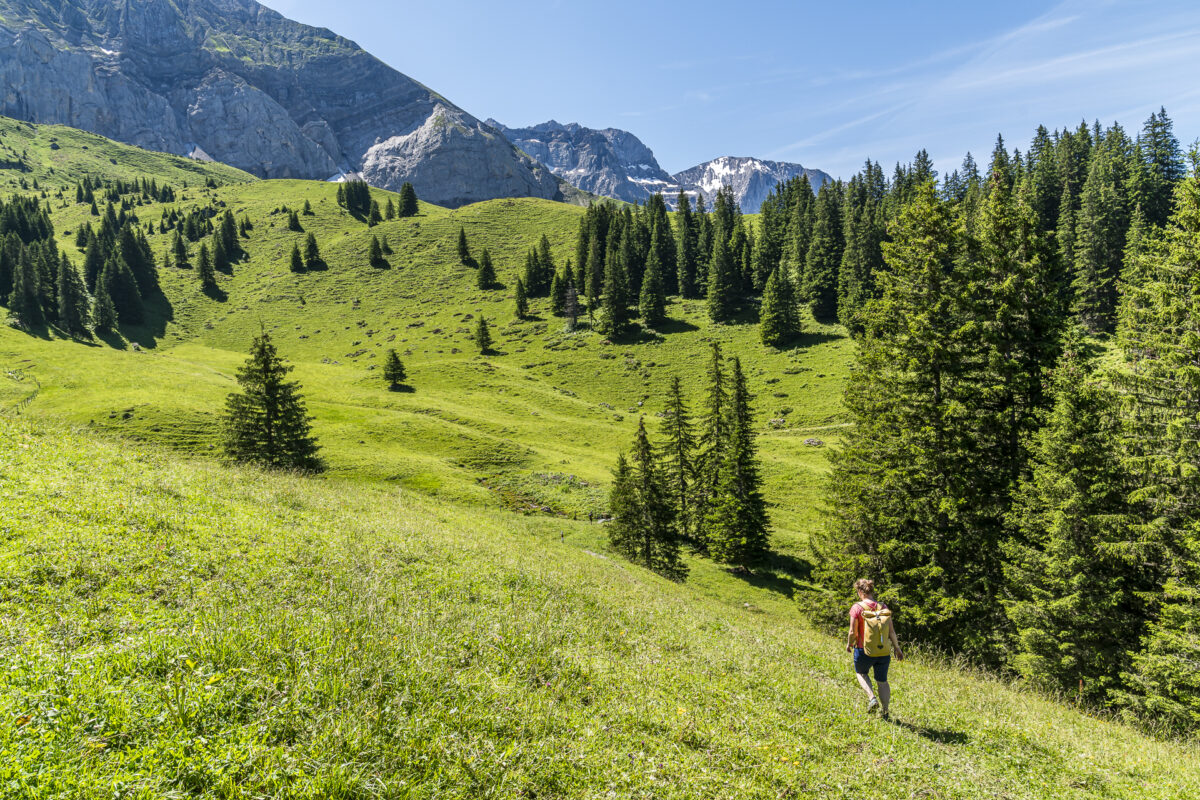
[0, 0, 562, 206]
[490, 120, 675, 204]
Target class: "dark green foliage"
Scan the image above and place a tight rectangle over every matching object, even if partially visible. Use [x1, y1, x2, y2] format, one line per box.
[514, 278, 529, 319]
[222, 331, 323, 473]
[608, 419, 685, 579]
[703, 358, 769, 567]
[7, 247, 42, 327]
[638, 233, 666, 327]
[1072, 136, 1130, 333]
[197, 243, 218, 293]
[398, 183, 419, 218]
[211, 231, 230, 272]
[338, 180, 372, 219]
[100, 255, 143, 324]
[1111, 163, 1200, 730]
[304, 233, 322, 270]
[675, 192, 700, 299]
[597, 240, 630, 337]
[383, 348, 407, 389]
[705, 236, 737, 323]
[287, 210, 303, 232]
[92, 277, 117, 334]
[803, 182, 843, 321]
[474, 316, 493, 354]
[477, 249, 496, 289]
[661, 376, 697, 546]
[1131, 108, 1185, 229]
[385, 199, 396, 221]
[289, 244, 305, 274]
[1004, 335, 1146, 704]
[368, 201, 382, 227]
[302, 199, 313, 216]
[759, 265, 800, 347]
[368, 235, 384, 267]
[457, 227, 471, 264]
[56, 253, 90, 337]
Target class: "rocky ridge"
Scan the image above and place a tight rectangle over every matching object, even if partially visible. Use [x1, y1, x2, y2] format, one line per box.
[0, 0, 562, 207]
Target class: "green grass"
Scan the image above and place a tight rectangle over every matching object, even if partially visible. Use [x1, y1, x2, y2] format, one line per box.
[1, 417, 1195, 798]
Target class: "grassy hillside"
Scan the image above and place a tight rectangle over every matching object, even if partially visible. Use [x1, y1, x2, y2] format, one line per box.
[1, 119, 851, 569]
[1, 416, 1195, 799]
[0, 116, 254, 191]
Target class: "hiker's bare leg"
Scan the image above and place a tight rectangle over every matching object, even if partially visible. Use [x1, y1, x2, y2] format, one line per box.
[855, 672, 875, 700]
[878, 681, 890, 713]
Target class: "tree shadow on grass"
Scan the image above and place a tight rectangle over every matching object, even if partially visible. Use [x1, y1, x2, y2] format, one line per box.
[772, 330, 844, 351]
[727, 551, 814, 600]
[888, 719, 970, 745]
[118, 290, 175, 349]
[654, 318, 700, 335]
[387, 384, 415, 394]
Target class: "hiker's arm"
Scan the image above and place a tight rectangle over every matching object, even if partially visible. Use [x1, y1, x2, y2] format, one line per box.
[889, 623, 904, 661]
[846, 618, 856, 653]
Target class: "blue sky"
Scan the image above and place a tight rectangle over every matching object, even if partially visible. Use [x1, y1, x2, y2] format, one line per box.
[262, 0, 1200, 179]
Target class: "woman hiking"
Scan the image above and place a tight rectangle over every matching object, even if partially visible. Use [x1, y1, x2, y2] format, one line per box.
[846, 578, 903, 719]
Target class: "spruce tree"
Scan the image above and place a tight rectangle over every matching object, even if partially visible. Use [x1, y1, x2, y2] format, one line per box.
[693, 342, 728, 545]
[92, 278, 118, 334]
[368, 200, 383, 227]
[1131, 108, 1185, 229]
[1004, 334, 1146, 704]
[100, 255, 143, 324]
[211, 231, 230, 272]
[289, 243, 305, 273]
[457, 226, 471, 264]
[383, 348, 407, 389]
[514, 278, 529, 319]
[706, 236, 737, 323]
[609, 419, 685, 578]
[302, 199, 313, 216]
[197, 243, 218, 293]
[638, 240, 667, 327]
[7, 248, 42, 328]
[83, 234, 104, 289]
[368, 235, 384, 266]
[1072, 142, 1129, 333]
[803, 182, 844, 320]
[477, 249, 496, 289]
[704, 357, 769, 567]
[675, 191, 700, 298]
[1112, 157, 1200, 728]
[596, 245, 630, 336]
[662, 375, 697, 545]
[385, 198, 396, 220]
[475, 315, 493, 354]
[288, 210, 303, 232]
[398, 183, 419, 217]
[223, 330, 323, 472]
[56, 254, 90, 337]
[304, 233, 321, 270]
[759, 265, 800, 347]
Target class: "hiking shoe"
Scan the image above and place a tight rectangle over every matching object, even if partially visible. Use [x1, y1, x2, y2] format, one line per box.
[866, 697, 880, 715]
[880, 711, 891, 722]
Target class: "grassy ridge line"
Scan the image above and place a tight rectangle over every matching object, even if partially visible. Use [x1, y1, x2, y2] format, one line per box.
[0, 417, 1194, 799]
[0, 115, 254, 190]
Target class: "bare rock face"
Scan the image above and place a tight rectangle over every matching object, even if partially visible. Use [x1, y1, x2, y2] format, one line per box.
[0, 0, 561, 206]
[672, 157, 832, 213]
[491, 119, 675, 204]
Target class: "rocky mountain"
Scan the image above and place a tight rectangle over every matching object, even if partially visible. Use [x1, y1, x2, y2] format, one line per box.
[0, 0, 563, 207]
[489, 120, 675, 204]
[673, 157, 831, 213]
[492, 119, 830, 212]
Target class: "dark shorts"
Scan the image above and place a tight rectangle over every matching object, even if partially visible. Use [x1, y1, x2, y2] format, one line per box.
[853, 648, 891, 682]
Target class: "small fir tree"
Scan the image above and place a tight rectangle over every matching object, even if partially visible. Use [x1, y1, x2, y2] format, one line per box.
[304, 233, 322, 270]
[759, 265, 800, 347]
[477, 249, 496, 289]
[398, 183, 419, 217]
[475, 316, 493, 354]
[289, 244, 305, 273]
[514, 278, 529, 319]
[457, 226, 471, 264]
[223, 330, 323, 472]
[382, 348, 407, 390]
[197, 242, 218, 293]
[56, 254, 90, 337]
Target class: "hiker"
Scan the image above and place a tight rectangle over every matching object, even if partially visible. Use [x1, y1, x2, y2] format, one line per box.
[846, 578, 903, 719]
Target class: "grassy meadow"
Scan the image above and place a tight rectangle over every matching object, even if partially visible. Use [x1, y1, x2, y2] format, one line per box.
[1, 117, 1197, 796]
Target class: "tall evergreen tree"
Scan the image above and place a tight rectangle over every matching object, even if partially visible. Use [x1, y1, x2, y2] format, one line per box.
[92, 277, 118, 334]
[474, 315, 493, 354]
[1072, 140, 1129, 333]
[676, 191, 700, 299]
[706, 236, 738, 323]
[596, 242, 630, 336]
[1131, 108, 1185, 229]
[639, 236, 667, 327]
[803, 182, 844, 320]
[223, 331, 323, 472]
[609, 419, 685, 578]
[704, 357, 769, 567]
[289, 243, 305, 273]
[198, 242, 218, 293]
[7, 247, 42, 327]
[56, 253, 90, 337]
[759, 265, 800, 347]
[477, 249, 496, 289]
[100, 255, 143, 324]
[661, 376, 697, 545]
[398, 183, 419, 217]
[514, 278, 529, 319]
[304, 233, 322, 270]
[1004, 334, 1147, 704]
[457, 226, 471, 264]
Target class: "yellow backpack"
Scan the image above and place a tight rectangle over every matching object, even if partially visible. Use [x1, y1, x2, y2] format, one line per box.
[858, 602, 893, 658]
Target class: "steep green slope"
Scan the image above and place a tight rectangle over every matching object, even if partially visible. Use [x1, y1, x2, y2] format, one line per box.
[0, 116, 254, 190]
[1, 417, 1194, 799]
[1, 120, 850, 566]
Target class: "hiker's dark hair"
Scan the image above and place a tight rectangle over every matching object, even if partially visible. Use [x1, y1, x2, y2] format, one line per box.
[854, 578, 875, 596]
